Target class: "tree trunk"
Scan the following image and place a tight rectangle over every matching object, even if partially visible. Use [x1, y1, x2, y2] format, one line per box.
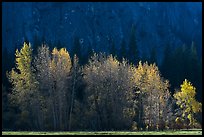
[69, 64, 77, 131]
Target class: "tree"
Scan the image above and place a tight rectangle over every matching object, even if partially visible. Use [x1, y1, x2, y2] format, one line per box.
[72, 36, 82, 64]
[32, 34, 41, 56]
[34, 44, 52, 130]
[50, 47, 72, 130]
[85, 44, 94, 64]
[128, 24, 139, 64]
[173, 79, 202, 128]
[118, 38, 127, 61]
[149, 47, 157, 65]
[161, 42, 202, 100]
[2, 46, 17, 130]
[83, 53, 135, 130]
[34, 45, 73, 130]
[160, 43, 174, 93]
[8, 42, 39, 129]
[109, 37, 116, 57]
[2, 84, 9, 129]
[132, 61, 172, 130]
[188, 42, 202, 102]
[69, 54, 81, 130]
[2, 47, 8, 85]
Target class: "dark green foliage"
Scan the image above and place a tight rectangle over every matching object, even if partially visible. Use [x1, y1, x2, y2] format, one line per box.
[72, 36, 82, 63]
[160, 42, 202, 101]
[109, 37, 116, 57]
[127, 24, 139, 64]
[2, 47, 17, 130]
[32, 34, 41, 56]
[2, 23, 202, 131]
[118, 38, 127, 61]
[149, 47, 157, 65]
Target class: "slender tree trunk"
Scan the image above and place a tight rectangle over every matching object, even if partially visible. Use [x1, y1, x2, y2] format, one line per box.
[138, 93, 144, 130]
[52, 102, 56, 130]
[69, 65, 77, 131]
[149, 91, 152, 130]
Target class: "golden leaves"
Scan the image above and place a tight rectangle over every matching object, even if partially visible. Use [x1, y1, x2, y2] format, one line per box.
[50, 47, 72, 76]
[173, 79, 202, 127]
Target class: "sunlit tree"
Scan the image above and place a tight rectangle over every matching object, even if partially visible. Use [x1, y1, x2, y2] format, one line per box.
[83, 53, 135, 130]
[34, 45, 52, 130]
[174, 79, 202, 128]
[50, 47, 72, 130]
[132, 61, 172, 130]
[8, 42, 39, 129]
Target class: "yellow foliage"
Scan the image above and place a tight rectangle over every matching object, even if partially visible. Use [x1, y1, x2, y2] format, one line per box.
[8, 42, 38, 107]
[50, 47, 72, 76]
[173, 79, 202, 127]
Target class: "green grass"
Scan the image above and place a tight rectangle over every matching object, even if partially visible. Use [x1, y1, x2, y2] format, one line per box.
[2, 130, 202, 135]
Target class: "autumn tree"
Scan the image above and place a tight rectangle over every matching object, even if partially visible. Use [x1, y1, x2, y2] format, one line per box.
[8, 42, 39, 129]
[49, 47, 72, 130]
[132, 61, 172, 130]
[34, 45, 73, 130]
[83, 53, 135, 130]
[34, 45, 52, 130]
[173, 79, 202, 128]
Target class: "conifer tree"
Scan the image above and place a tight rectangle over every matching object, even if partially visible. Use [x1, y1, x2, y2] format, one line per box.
[118, 38, 127, 61]
[128, 24, 139, 64]
[72, 36, 82, 64]
[149, 47, 157, 65]
[109, 37, 116, 57]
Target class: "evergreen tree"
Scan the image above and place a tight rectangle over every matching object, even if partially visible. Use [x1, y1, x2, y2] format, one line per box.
[55, 40, 64, 49]
[170, 44, 187, 94]
[128, 24, 139, 64]
[109, 37, 116, 57]
[72, 36, 82, 64]
[160, 44, 173, 91]
[161, 42, 202, 100]
[188, 42, 202, 102]
[86, 44, 94, 63]
[2, 47, 8, 85]
[33, 34, 41, 56]
[149, 47, 157, 65]
[118, 38, 127, 61]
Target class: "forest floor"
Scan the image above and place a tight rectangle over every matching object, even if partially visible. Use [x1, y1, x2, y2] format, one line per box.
[2, 129, 202, 135]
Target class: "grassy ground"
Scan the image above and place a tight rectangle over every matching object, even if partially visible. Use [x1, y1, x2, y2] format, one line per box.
[2, 130, 202, 135]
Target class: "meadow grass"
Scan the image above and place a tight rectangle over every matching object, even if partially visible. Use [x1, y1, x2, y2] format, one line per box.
[2, 129, 202, 135]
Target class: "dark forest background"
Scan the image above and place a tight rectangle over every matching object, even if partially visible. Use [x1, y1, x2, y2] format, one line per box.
[2, 2, 202, 130]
